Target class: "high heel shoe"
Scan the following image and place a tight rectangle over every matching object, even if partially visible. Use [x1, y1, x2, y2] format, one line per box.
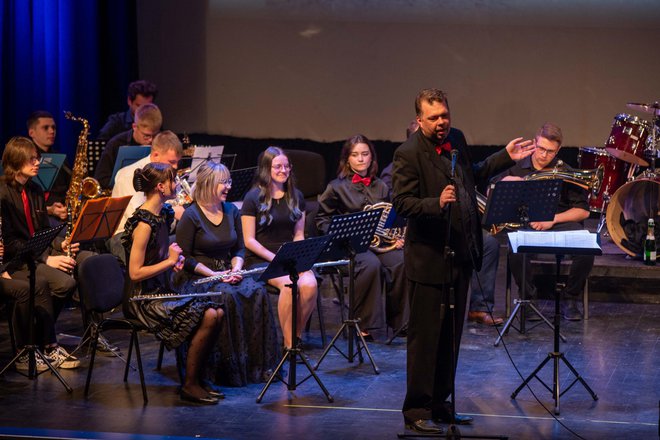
[180, 388, 219, 405]
[202, 382, 226, 399]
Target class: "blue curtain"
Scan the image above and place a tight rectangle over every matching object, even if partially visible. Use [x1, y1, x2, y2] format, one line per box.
[0, 0, 138, 157]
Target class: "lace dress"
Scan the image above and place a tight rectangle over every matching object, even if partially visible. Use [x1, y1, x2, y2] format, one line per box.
[121, 206, 221, 350]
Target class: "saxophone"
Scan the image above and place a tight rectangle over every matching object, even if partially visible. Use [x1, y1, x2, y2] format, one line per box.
[364, 202, 406, 253]
[63, 112, 105, 254]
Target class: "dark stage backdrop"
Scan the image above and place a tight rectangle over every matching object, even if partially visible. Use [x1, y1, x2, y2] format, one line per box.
[0, 0, 138, 158]
[137, 0, 660, 148]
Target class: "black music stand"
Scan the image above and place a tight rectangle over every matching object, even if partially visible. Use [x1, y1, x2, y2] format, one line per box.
[186, 145, 224, 182]
[34, 153, 66, 192]
[313, 209, 383, 374]
[510, 233, 601, 414]
[0, 224, 73, 393]
[484, 180, 567, 346]
[256, 236, 334, 403]
[227, 167, 257, 203]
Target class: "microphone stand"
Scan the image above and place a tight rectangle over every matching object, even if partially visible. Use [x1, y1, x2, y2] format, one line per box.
[400, 150, 506, 439]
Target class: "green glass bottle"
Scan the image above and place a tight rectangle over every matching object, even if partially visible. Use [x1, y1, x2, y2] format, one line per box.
[644, 218, 656, 266]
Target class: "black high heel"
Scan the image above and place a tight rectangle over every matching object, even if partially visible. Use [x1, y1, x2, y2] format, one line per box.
[202, 381, 226, 399]
[180, 388, 219, 405]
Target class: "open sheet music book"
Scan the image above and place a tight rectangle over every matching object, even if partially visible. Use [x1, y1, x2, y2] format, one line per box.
[508, 230, 601, 254]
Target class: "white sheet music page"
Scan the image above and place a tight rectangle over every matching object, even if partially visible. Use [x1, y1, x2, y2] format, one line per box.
[508, 230, 600, 253]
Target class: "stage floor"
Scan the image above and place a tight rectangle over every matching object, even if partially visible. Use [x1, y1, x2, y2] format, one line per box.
[0, 224, 658, 440]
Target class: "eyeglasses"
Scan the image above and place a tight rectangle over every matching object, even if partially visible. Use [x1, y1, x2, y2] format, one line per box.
[272, 164, 292, 171]
[536, 146, 559, 156]
[219, 178, 232, 186]
[135, 125, 158, 141]
[29, 156, 42, 164]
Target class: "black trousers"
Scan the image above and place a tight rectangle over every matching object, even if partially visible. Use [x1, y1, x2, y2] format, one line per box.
[402, 264, 471, 422]
[353, 249, 408, 331]
[509, 222, 595, 298]
[0, 276, 56, 348]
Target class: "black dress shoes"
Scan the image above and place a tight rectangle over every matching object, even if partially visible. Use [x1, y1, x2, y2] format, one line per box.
[434, 413, 474, 425]
[180, 389, 219, 405]
[405, 419, 444, 434]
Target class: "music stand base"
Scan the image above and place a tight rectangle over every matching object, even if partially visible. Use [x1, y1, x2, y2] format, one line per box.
[511, 350, 598, 415]
[0, 345, 73, 393]
[386, 321, 408, 345]
[314, 319, 379, 374]
[398, 424, 508, 439]
[256, 347, 333, 403]
[494, 299, 566, 347]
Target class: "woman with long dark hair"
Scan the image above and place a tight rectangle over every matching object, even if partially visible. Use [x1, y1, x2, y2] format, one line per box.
[122, 162, 224, 405]
[241, 147, 318, 350]
[316, 134, 408, 339]
[175, 161, 278, 385]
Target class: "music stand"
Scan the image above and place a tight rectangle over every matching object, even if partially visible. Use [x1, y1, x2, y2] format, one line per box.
[109, 146, 151, 188]
[69, 196, 132, 244]
[484, 180, 567, 346]
[34, 153, 66, 192]
[0, 224, 73, 393]
[510, 232, 601, 414]
[186, 146, 224, 183]
[313, 209, 383, 374]
[227, 167, 257, 203]
[256, 236, 334, 403]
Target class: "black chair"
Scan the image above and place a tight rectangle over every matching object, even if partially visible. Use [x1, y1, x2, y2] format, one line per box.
[81, 254, 148, 405]
[283, 149, 326, 238]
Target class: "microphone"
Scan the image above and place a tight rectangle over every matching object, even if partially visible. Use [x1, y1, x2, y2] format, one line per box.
[450, 149, 458, 179]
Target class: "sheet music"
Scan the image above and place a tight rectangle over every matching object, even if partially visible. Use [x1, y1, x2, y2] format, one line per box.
[508, 230, 601, 253]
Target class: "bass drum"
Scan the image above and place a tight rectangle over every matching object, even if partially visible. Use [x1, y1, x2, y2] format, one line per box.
[606, 177, 660, 256]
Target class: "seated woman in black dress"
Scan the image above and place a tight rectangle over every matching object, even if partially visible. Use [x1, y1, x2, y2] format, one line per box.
[174, 161, 277, 386]
[316, 134, 408, 339]
[121, 162, 223, 405]
[241, 146, 318, 350]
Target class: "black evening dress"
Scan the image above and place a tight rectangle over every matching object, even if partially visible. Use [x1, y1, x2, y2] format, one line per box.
[174, 202, 278, 386]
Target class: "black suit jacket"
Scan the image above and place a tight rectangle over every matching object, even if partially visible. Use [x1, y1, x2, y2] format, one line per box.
[392, 128, 514, 284]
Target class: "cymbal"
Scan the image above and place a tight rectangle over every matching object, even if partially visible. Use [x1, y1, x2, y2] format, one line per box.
[626, 102, 660, 115]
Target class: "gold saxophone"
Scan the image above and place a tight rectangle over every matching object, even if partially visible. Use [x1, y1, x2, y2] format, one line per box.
[478, 160, 604, 234]
[63, 112, 105, 254]
[364, 202, 406, 253]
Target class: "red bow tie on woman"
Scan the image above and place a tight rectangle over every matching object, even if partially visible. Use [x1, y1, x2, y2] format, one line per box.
[435, 141, 452, 155]
[352, 174, 371, 186]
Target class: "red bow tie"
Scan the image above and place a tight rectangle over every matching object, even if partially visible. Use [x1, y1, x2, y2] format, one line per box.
[435, 142, 452, 155]
[352, 174, 372, 186]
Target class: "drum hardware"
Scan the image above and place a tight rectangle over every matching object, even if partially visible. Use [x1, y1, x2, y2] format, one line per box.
[626, 102, 660, 116]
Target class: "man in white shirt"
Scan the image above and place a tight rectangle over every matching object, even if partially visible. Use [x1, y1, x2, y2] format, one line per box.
[108, 130, 184, 262]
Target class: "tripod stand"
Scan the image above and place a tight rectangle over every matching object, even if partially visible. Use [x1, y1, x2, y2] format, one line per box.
[480, 179, 567, 346]
[0, 225, 72, 393]
[511, 249, 599, 415]
[256, 236, 334, 403]
[313, 209, 383, 374]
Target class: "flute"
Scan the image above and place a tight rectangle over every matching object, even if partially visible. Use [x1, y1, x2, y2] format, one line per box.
[192, 259, 350, 286]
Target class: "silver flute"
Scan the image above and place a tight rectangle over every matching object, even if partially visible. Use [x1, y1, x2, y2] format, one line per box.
[192, 259, 350, 286]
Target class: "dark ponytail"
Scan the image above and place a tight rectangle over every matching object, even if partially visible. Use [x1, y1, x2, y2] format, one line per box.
[132, 162, 175, 194]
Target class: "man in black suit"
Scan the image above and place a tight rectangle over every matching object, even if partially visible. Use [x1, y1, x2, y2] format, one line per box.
[392, 88, 534, 433]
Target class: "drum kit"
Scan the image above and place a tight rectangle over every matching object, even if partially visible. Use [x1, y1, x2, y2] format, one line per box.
[578, 102, 660, 257]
